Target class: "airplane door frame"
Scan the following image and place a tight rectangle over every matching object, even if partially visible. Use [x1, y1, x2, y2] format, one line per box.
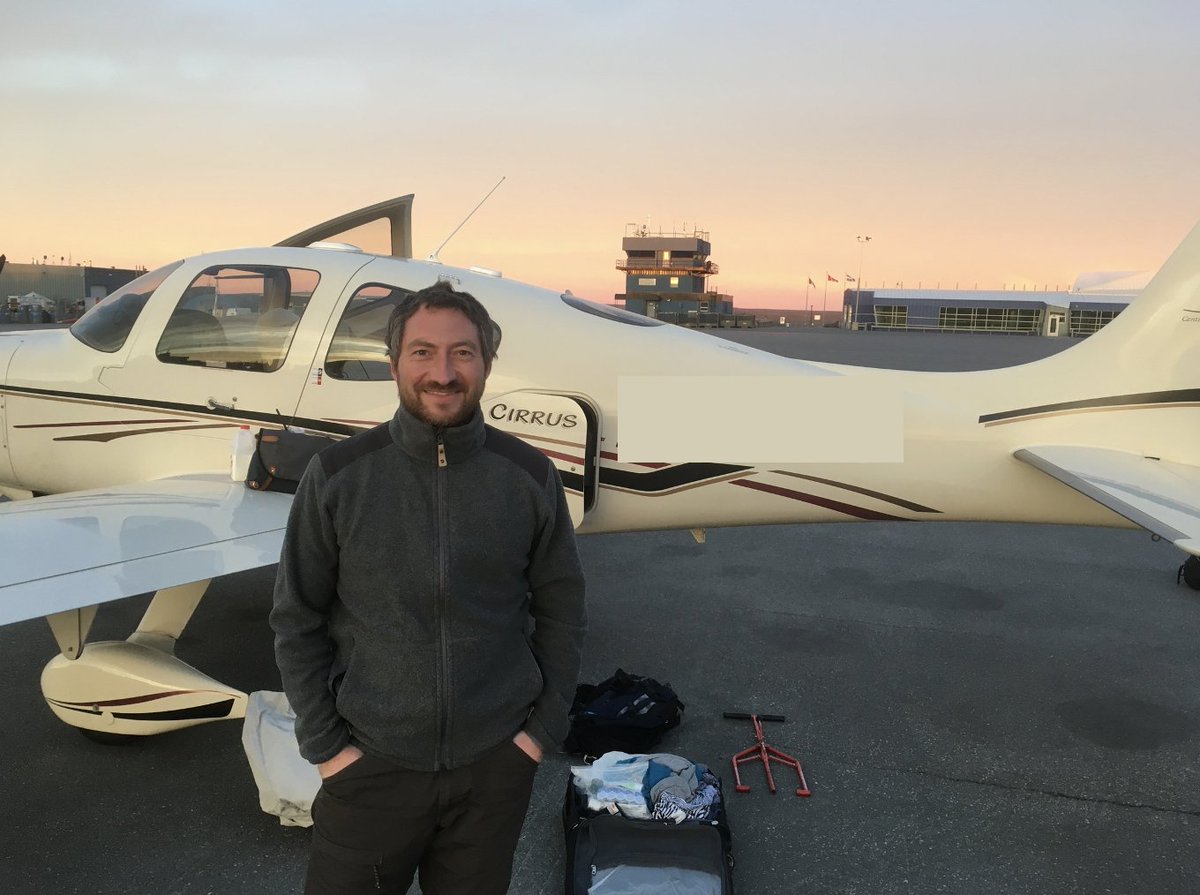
[482, 390, 601, 526]
[565, 394, 600, 514]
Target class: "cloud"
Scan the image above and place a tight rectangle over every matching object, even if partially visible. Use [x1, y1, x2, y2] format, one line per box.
[1, 53, 126, 93]
[0, 49, 367, 109]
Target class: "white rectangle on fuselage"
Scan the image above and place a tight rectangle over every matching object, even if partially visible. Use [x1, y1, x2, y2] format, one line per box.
[617, 376, 903, 463]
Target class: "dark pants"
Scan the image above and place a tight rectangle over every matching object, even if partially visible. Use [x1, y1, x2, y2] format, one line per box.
[305, 740, 539, 895]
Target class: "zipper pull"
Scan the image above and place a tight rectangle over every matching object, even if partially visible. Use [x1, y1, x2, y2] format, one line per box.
[436, 436, 447, 469]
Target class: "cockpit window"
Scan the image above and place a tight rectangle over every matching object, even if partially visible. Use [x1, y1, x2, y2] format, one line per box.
[560, 293, 664, 326]
[324, 283, 415, 381]
[156, 265, 320, 373]
[69, 261, 185, 352]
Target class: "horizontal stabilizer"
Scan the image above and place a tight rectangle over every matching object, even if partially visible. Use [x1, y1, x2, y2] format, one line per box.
[0, 477, 292, 626]
[1015, 446, 1200, 556]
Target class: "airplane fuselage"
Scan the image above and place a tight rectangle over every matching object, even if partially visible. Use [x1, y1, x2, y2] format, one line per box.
[5, 201, 1198, 744]
[0, 245, 1192, 536]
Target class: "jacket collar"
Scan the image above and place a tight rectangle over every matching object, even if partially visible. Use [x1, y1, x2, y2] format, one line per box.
[388, 402, 486, 465]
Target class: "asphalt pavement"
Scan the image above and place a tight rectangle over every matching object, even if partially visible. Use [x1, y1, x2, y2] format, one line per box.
[1, 329, 1196, 894]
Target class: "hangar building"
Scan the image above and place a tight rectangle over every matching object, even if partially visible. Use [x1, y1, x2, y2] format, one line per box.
[1, 260, 145, 323]
[842, 271, 1143, 337]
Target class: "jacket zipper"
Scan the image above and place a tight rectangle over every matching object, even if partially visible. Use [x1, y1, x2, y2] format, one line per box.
[435, 432, 451, 770]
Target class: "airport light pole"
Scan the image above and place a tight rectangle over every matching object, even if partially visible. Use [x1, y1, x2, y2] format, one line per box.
[854, 236, 872, 330]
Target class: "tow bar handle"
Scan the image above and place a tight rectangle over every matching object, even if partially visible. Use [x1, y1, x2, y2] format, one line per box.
[723, 712, 785, 722]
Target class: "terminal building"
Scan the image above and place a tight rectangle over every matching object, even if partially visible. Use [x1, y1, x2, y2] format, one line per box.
[615, 226, 752, 327]
[841, 271, 1143, 337]
[1, 259, 145, 323]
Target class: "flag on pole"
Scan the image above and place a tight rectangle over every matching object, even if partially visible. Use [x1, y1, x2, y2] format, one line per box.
[826, 274, 838, 283]
[845, 274, 856, 283]
[807, 277, 815, 288]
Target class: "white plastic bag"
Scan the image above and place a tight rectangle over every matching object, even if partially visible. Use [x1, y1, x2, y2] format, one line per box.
[241, 690, 321, 826]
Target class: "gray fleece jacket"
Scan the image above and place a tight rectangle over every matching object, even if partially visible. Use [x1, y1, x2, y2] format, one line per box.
[270, 404, 587, 769]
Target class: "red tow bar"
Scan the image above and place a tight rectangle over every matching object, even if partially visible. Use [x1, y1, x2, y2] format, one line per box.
[724, 711, 811, 797]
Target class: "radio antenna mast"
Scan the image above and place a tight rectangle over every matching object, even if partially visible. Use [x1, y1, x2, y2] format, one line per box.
[427, 176, 506, 262]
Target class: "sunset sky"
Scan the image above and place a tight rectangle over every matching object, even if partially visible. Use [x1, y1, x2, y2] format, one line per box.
[4, 1, 1199, 309]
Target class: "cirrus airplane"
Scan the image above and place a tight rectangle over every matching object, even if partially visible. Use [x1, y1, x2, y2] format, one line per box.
[0, 195, 1197, 741]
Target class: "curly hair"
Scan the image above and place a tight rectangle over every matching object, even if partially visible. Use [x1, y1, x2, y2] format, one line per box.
[386, 280, 502, 365]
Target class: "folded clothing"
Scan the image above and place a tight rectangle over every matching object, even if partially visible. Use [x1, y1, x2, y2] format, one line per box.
[652, 771, 722, 824]
[572, 752, 719, 822]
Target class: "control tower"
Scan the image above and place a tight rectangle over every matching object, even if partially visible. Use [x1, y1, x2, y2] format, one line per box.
[616, 224, 732, 323]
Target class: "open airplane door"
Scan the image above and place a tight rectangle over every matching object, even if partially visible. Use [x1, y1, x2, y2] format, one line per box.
[482, 391, 599, 528]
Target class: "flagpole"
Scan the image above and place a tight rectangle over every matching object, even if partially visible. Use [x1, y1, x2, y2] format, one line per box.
[805, 280, 811, 326]
[855, 235, 871, 331]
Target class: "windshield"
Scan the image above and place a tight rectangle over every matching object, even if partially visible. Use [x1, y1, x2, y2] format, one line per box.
[70, 261, 185, 352]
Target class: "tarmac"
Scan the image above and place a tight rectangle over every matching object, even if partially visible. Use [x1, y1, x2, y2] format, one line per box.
[1, 328, 1197, 894]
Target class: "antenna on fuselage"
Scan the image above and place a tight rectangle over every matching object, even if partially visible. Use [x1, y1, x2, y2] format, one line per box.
[427, 176, 506, 263]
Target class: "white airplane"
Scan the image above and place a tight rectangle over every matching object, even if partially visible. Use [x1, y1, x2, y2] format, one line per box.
[1, 195, 1197, 741]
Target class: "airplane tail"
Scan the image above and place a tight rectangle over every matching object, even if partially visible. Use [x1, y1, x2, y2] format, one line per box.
[1038, 217, 1200, 391]
[994, 217, 1200, 550]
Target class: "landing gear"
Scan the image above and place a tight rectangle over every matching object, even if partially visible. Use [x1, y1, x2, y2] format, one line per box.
[1179, 556, 1200, 591]
[40, 580, 248, 738]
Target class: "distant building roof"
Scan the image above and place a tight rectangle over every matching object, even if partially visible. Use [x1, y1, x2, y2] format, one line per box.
[869, 288, 1072, 304]
[1070, 270, 1151, 294]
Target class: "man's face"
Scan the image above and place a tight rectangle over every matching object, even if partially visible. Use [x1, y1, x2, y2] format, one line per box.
[391, 305, 490, 427]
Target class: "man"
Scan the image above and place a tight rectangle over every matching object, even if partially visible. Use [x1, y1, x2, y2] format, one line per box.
[271, 280, 587, 894]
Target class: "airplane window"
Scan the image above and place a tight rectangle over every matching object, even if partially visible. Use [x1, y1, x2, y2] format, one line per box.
[69, 261, 185, 352]
[560, 293, 665, 327]
[156, 265, 319, 372]
[324, 283, 415, 381]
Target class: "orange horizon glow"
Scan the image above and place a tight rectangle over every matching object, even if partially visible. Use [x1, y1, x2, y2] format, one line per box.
[3, 4, 1197, 312]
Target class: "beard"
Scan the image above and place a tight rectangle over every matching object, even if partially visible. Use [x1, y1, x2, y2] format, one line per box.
[398, 379, 483, 428]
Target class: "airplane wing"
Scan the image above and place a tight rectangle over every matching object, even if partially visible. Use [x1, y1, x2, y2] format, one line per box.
[1014, 446, 1200, 556]
[0, 477, 292, 626]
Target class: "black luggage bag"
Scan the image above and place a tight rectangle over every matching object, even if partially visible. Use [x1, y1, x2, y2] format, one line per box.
[565, 668, 685, 757]
[562, 765, 734, 895]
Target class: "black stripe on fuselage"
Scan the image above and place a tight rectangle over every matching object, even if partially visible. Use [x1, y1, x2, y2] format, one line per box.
[0, 384, 360, 436]
[979, 388, 1200, 424]
[597, 462, 751, 493]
